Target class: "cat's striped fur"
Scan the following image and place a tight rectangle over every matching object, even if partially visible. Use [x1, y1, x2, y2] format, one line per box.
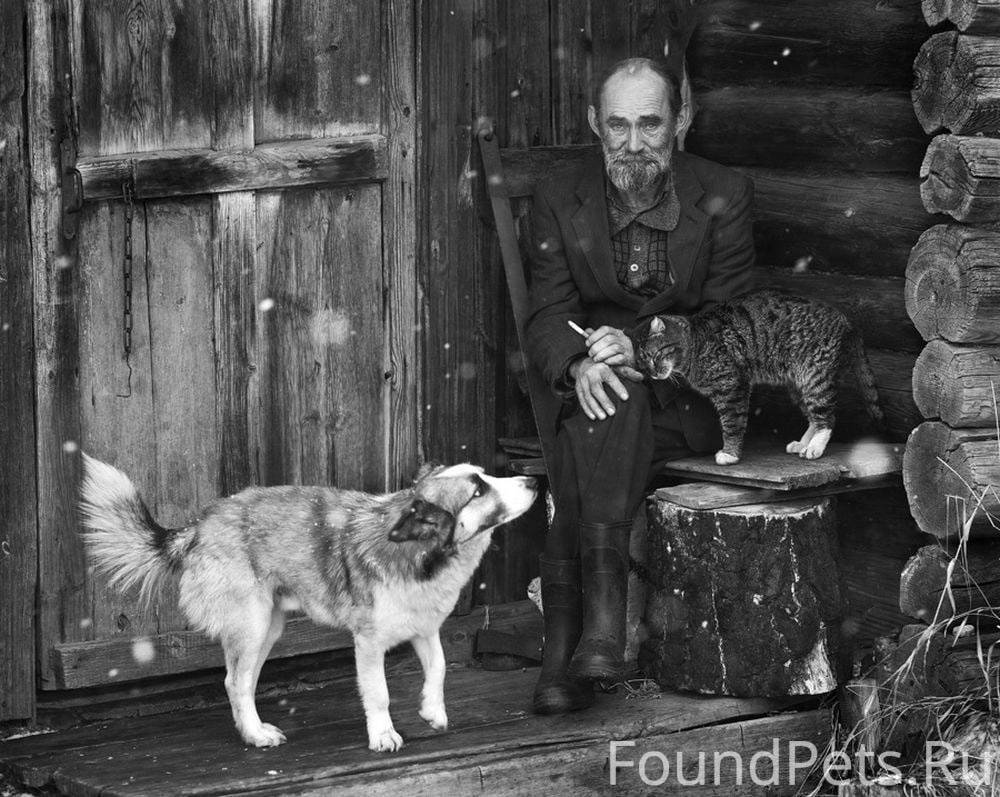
[635, 289, 884, 464]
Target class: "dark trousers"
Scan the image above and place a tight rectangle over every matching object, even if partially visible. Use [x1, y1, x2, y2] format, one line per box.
[545, 382, 722, 559]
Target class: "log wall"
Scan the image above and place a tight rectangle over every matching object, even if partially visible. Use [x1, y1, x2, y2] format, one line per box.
[452, 1, 934, 602]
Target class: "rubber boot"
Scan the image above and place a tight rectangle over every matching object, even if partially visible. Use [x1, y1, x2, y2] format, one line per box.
[532, 556, 595, 714]
[567, 520, 632, 681]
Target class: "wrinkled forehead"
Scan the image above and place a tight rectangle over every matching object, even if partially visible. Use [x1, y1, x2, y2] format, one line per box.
[599, 69, 672, 121]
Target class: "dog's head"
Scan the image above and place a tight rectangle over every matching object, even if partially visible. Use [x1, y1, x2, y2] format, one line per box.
[389, 463, 538, 548]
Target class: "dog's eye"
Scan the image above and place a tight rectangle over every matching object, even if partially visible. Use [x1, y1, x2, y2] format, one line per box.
[472, 486, 483, 498]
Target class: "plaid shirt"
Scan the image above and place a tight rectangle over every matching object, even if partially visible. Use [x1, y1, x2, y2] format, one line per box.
[606, 173, 681, 298]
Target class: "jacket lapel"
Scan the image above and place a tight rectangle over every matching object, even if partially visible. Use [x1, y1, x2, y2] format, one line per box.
[570, 153, 644, 311]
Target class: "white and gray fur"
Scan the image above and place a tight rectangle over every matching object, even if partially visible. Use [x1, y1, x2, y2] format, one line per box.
[79, 455, 537, 752]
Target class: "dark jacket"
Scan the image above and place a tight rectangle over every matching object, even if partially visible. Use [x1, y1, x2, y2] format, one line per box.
[524, 147, 756, 397]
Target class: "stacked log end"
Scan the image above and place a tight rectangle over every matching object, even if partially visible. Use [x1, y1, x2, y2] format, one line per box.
[891, 0, 1000, 705]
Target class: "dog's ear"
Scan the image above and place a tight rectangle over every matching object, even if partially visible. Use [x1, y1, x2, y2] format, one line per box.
[413, 461, 444, 484]
[389, 498, 455, 543]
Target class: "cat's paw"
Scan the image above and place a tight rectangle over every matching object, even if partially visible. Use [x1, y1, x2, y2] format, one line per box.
[800, 429, 832, 460]
[714, 451, 740, 466]
[786, 440, 805, 454]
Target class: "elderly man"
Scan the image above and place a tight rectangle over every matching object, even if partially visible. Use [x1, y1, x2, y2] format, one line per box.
[526, 57, 756, 714]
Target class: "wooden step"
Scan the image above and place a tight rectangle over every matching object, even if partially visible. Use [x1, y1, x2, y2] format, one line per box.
[1, 667, 830, 796]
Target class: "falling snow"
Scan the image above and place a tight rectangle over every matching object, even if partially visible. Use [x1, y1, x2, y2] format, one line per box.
[62, 440, 79, 453]
[354, 73, 371, 86]
[132, 638, 155, 664]
[749, 20, 762, 31]
[793, 255, 813, 273]
[844, 207, 856, 218]
[258, 297, 275, 312]
[781, 47, 791, 57]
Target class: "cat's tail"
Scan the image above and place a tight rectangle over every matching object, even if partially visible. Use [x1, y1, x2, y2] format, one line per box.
[846, 334, 886, 435]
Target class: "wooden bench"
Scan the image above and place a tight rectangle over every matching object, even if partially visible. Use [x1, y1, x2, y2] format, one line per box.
[477, 125, 905, 697]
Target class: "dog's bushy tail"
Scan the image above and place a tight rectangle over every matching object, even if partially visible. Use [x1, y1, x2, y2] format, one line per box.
[79, 453, 183, 607]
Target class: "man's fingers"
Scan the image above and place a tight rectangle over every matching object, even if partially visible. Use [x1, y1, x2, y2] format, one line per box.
[618, 366, 644, 382]
[575, 382, 597, 421]
[584, 325, 617, 347]
[590, 341, 623, 362]
[605, 370, 629, 401]
[596, 351, 627, 366]
[589, 380, 616, 416]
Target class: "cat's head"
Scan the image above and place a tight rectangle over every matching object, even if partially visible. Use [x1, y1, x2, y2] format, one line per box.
[637, 315, 691, 380]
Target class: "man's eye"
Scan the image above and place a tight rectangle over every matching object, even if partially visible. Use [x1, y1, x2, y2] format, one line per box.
[643, 123, 660, 132]
[608, 122, 625, 132]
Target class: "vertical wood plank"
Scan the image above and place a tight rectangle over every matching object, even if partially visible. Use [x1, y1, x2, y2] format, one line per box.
[77, 0, 213, 156]
[28, 0, 85, 689]
[0, 0, 39, 720]
[255, 0, 381, 142]
[381, 0, 419, 489]
[257, 188, 385, 491]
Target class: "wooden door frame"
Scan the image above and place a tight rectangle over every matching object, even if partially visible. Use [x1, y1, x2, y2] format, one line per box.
[24, 0, 422, 692]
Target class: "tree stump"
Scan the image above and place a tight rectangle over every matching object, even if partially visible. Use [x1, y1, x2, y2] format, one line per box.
[900, 542, 1000, 622]
[923, 0, 1000, 34]
[913, 340, 1000, 426]
[920, 134, 1000, 225]
[639, 497, 841, 697]
[905, 224, 1000, 344]
[903, 421, 1000, 538]
[912, 32, 1000, 135]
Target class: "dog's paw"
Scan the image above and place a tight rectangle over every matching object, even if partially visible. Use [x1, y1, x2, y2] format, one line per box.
[714, 451, 740, 466]
[241, 722, 287, 748]
[368, 726, 404, 753]
[419, 703, 448, 731]
[786, 440, 804, 454]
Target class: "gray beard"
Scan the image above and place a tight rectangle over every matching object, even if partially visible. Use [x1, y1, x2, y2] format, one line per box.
[603, 145, 671, 194]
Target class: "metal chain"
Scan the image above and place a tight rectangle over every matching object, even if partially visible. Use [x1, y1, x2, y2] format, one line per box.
[121, 180, 135, 359]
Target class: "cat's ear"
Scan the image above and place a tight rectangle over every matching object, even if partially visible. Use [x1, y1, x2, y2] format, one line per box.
[650, 316, 666, 333]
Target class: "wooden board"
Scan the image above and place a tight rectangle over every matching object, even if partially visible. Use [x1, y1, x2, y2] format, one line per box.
[1, 667, 828, 796]
[0, 0, 37, 721]
[660, 441, 904, 490]
[656, 475, 901, 511]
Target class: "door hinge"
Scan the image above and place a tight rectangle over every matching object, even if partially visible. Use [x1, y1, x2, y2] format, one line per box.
[60, 138, 82, 240]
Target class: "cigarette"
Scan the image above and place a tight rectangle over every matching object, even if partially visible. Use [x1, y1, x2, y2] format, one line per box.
[568, 320, 588, 338]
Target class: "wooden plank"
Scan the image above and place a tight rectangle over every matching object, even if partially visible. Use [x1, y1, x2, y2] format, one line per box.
[256, 187, 384, 490]
[924, 0, 1000, 32]
[913, 340, 1000, 427]
[661, 441, 903, 490]
[2, 666, 821, 796]
[255, 0, 381, 141]
[0, 0, 37, 721]
[903, 421, 1000, 539]
[688, 86, 926, 174]
[913, 32, 1000, 135]
[905, 224, 1000, 345]
[656, 476, 902, 511]
[28, 0, 86, 689]
[76, 0, 212, 156]
[921, 133, 1000, 225]
[78, 136, 388, 201]
[688, 0, 928, 90]
[381, 0, 419, 489]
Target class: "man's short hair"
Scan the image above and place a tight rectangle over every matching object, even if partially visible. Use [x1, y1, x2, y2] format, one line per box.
[592, 57, 681, 117]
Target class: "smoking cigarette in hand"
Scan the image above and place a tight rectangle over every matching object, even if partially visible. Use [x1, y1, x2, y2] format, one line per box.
[568, 320, 588, 338]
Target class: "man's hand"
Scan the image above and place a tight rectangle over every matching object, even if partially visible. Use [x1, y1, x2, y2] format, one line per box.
[570, 357, 638, 421]
[586, 325, 635, 369]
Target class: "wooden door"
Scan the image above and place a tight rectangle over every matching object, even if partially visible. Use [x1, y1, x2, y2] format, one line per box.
[28, 0, 418, 690]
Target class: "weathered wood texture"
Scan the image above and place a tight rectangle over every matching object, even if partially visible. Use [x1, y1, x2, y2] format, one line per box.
[1, 667, 827, 797]
[900, 542, 1000, 622]
[913, 32, 1000, 135]
[905, 224, 1000, 344]
[921, 134, 1000, 224]
[641, 497, 841, 696]
[890, 623, 1000, 697]
[78, 137, 388, 201]
[903, 422, 1000, 539]
[924, 0, 1000, 32]
[0, 0, 38, 721]
[688, 87, 926, 174]
[913, 340, 1000, 426]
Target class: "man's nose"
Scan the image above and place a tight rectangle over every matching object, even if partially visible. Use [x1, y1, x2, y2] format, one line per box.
[626, 126, 644, 153]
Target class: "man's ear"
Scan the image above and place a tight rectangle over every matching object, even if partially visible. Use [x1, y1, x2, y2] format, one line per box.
[587, 105, 602, 139]
[389, 498, 455, 543]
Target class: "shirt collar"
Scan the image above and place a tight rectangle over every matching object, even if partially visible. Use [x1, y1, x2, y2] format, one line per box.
[605, 170, 681, 235]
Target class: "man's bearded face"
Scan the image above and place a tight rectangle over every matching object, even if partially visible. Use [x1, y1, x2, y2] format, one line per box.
[593, 69, 677, 194]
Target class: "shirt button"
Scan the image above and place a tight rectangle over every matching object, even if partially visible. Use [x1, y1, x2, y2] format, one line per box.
[633, 244, 642, 251]
[629, 263, 640, 272]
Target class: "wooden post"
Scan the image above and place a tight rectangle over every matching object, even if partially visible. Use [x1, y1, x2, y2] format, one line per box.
[902, 422, 1000, 538]
[640, 497, 841, 697]
[920, 134, 1000, 225]
[912, 340, 1000, 426]
[923, 0, 1000, 34]
[912, 32, 1000, 135]
[899, 543, 1000, 622]
[0, 0, 38, 722]
[905, 224, 1000, 343]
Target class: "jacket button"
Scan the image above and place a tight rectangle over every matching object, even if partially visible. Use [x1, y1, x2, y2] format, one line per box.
[629, 263, 640, 272]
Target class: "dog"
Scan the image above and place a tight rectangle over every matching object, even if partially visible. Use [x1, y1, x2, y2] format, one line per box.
[78, 455, 537, 751]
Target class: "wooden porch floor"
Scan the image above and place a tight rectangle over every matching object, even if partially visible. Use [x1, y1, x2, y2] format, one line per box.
[2, 667, 832, 796]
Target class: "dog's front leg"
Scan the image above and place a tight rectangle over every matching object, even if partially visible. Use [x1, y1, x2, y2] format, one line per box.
[354, 634, 403, 752]
[411, 633, 448, 731]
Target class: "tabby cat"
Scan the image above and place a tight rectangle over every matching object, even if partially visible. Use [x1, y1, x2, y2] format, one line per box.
[635, 289, 884, 465]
